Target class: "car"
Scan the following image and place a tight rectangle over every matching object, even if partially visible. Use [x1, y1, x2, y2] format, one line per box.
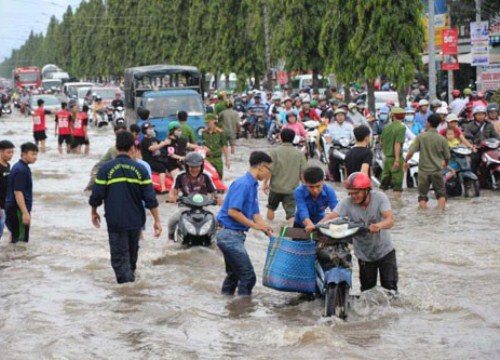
[29, 94, 60, 114]
[354, 91, 400, 110]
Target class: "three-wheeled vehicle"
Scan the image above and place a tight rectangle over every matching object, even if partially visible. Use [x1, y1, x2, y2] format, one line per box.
[124, 65, 206, 140]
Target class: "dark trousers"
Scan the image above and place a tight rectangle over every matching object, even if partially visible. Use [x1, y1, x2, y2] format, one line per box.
[216, 228, 256, 295]
[328, 152, 342, 182]
[5, 207, 30, 243]
[108, 229, 141, 284]
[358, 249, 398, 292]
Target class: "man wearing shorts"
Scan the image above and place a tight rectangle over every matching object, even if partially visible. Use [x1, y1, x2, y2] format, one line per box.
[71, 104, 90, 155]
[263, 128, 307, 224]
[55, 102, 72, 154]
[218, 101, 241, 154]
[32, 98, 53, 153]
[5, 142, 38, 243]
[405, 114, 450, 210]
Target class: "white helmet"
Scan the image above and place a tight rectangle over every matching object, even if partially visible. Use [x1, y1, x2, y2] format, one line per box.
[418, 99, 429, 106]
[473, 105, 487, 115]
[436, 107, 448, 115]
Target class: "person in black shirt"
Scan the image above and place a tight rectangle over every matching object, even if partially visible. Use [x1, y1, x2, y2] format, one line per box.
[111, 92, 124, 109]
[0, 140, 15, 239]
[345, 125, 373, 176]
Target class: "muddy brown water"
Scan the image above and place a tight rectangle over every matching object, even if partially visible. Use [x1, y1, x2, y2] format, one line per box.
[0, 113, 499, 359]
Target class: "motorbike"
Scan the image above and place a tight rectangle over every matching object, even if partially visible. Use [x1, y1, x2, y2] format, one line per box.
[328, 138, 353, 183]
[173, 193, 217, 247]
[111, 106, 125, 125]
[478, 138, 500, 190]
[301, 120, 322, 159]
[402, 141, 419, 188]
[445, 146, 480, 197]
[94, 110, 109, 128]
[1, 103, 12, 115]
[284, 217, 367, 319]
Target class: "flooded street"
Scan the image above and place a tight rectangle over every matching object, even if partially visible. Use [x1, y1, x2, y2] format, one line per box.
[0, 113, 499, 359]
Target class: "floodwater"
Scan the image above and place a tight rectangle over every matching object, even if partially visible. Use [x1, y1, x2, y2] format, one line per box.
[0, 113, 499, 359]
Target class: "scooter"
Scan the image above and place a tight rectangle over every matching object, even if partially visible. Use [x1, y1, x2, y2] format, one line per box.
[174, 193, 217, 247]
[478, 138, 500, 190]
[402, 141, 419, 188]
[1, 103, 12, 115]
[328, 138, 353, 183]
[283, 218, 366, 319]
[111, 106, 125, 125]
[95, 110, 109, 128]
[302, 120, 322, 159]
[445, 146, 480, 197]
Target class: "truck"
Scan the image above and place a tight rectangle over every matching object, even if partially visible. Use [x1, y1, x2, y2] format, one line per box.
[13, 66, 42, 89]
[124, 64, 206, 140]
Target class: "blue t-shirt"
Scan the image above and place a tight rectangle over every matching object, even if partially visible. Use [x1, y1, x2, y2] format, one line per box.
[5, 160, 33, 212]
[217, 172, 260, 231]
[294, 184, 338, 226]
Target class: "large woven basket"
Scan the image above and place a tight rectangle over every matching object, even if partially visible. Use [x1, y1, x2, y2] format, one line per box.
[262, 233, 317, 294]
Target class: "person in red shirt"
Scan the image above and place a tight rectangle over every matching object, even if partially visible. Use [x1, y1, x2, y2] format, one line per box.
[55, 102, 72, 155]
[32, 98, 54, 153]
[71, 104, 90, 155]
[299, 99, 321, 122]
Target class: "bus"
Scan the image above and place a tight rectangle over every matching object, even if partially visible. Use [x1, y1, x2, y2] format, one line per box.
[13, 66, 42, 89]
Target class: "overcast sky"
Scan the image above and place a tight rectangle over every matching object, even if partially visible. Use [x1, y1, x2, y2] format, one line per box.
[0, 0, 83, 62]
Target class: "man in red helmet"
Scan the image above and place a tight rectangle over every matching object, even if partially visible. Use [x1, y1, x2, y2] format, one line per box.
[321, 172, 398, 293]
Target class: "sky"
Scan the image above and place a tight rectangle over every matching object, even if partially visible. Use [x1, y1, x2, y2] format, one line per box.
[0, 0, 83, 62]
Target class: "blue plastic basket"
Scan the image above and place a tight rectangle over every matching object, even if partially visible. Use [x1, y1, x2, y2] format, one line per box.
[263, 233, 317, 294]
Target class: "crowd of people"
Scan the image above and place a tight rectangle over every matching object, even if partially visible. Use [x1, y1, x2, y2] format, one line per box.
[1, 84, 499, 299]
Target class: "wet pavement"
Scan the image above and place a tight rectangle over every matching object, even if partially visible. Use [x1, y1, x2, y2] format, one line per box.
[0, 113, 499, 359]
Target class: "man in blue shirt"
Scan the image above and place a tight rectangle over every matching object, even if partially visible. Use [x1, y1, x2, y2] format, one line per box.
[244, 94, 267, 138]
[89, 131, 162, 284]
[216, 151, 273, 296]
[5, 142, 38, 243]
[294, 166, 338, 233]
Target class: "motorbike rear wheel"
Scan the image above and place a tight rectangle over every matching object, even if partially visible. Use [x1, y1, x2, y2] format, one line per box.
[324, 283, 349, 319]
[463, 178, 480, 198]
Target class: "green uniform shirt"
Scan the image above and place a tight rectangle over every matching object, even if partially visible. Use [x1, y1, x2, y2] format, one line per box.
[214, 101, 226, 115]
[180, 123, 197, 144]
[380, 121, 406, 158]
[269, 143, 307, 194]
[218, 108, 240, 138]
[410, 128, 450, 173]
[201, 128, 227, 158]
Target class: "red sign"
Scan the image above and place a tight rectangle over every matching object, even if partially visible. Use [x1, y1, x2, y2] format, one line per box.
[276, 71, 288, 85]
[442, 55, 460, 70]
[442, 28, 458, 55]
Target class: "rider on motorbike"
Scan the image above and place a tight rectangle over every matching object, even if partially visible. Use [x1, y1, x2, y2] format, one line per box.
[486, 103, 500, 134]
[167, 151, 220, 240]
[464, 106, 500, 174]
[111, 92, 124, 109]
[92, 96, 106, 124]
[326, 108, 354, 182]
[321, 172, 398, 293]
[245, 93, 267, 137]
[282, 111, 307, 142]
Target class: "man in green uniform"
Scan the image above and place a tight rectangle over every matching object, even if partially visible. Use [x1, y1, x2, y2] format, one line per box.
[201, 114, 229, 179]
[178, 110, 197, 144]
[218, 101, 240, 154]
[214, 93, 227, 115]
[380, 107, 406, 197]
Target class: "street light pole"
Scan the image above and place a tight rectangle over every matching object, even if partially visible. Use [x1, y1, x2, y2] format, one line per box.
[428, 0, 436, 100]
[475, 0, 482, 91]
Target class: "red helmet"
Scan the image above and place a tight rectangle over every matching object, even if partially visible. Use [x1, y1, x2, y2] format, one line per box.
[345, 172, 371, 190]
[452, 89, 460, 97]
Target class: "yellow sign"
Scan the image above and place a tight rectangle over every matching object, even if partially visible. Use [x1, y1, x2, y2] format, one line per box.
[423, 14, 449, 48]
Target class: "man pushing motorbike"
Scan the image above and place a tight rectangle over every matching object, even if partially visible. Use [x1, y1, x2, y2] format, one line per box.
[320, 172, 398, 293]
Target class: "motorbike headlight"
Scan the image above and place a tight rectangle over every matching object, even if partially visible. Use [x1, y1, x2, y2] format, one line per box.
[198, 218, 214, 235]
[182, 219, 197, 234]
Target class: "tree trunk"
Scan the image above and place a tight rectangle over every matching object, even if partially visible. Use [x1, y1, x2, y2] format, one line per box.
[398, 84, 409, 108]
[367, 80, 376, 114]
[225, 73, 230, 91]
[312, 69, 319, 94]
[344, 83, 351, 104]
[254, 72, 261, 90]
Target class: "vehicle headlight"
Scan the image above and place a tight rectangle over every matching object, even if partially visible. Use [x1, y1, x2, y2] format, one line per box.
[199, 218, 214, 235]
[182, 219, 197, 234]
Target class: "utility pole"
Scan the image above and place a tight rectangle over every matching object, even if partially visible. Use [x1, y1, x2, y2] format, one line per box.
[448, 12, 454, 102]
[428, 0, 437, 100]
[475, 0, 482, 91]
[263, 0, 272, 90]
